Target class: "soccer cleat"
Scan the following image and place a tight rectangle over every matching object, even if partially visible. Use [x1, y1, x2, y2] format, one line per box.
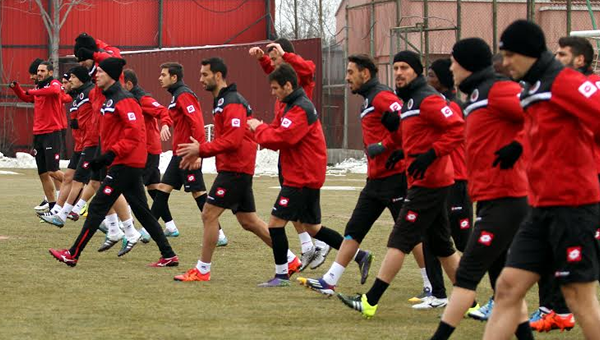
[338, 293, 378, 319]
[358, 251, 374, 285]
[148, 255, 179, 267]
[257, 276, 291, 287]
[216, 235, 228, 247]
[98, 233, 124, 252]
[174, 268, 211, 282]
[98, 221, 108, 234]
[529, 309, 545, 323]
[34, 199, 49, 213]
[299, 246, 317, 272]
[412, 296, 448, 310]
[465, 303, 481, 318]
[67, 212, 80, 221]
[164, 229, 180, 237]
[408, 287, 432, 303]
[117, 233, 142, 257]
[288, 256, 302, 277]
[80, 203, 88, 217]
[297, 277, 336, 296]
[468, 298, 494, 321]
[310, 244, 331, 270]
[49, 248, 77, 267]
[530, 311, 575, 332]
[40, 214, 65, 228]
[139, 229, 151, 244]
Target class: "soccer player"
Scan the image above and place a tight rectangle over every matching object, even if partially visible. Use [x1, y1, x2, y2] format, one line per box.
[248, 64, 327, 287]
[483, 20, 600, 340]
[338, 51, 464, 318]
[49, 57, 177, 267]
[10, 61, 65, 212]
[428, 38, 531, 340]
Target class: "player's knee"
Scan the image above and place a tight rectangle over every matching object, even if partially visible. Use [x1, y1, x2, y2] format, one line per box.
[494, 274, 523, 303]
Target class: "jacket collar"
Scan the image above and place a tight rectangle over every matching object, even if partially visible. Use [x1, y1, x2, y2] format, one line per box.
[355, 78, 379, 97]
[395, 75, 427, 101]
[129, 85, 146, 98]
[216, 83, 237, 98]
[281, 87, 306, 104]
[458, 66, 495, 95]
[102, 81, 122, 96]
[522, 51, 563, 84]
[167, 80, 185, 95]
[37, 76, 53, 88]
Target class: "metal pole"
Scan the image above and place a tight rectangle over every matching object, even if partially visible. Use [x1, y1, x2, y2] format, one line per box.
[424, 0, 430, 71]
[319, 0, 324, 39]
[567, 0, 572, 35]
[396, 0, 401, 26]
[266, 0, 272, 40]
[158, 0, 163, 49]
[370, 0, 375, 56]
[492, 0, 498, 53]
[294, 0, 299, 39]
[343, 5, 349, 150]
[456, 0, 461, 40]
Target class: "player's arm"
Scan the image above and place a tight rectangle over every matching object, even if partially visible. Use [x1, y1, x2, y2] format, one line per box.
[282, 53, 315, 82]
[552, 69, 600, 136]
[253, 105, 309, 150]
[178, 93, 206, 143]
[28, 81, 61, 96]
[10, 82, 34, 103]
[374, 92, 403, 150]
[422, 96, 464, 157]
[198, 104, 247, 157]
[109, 99, 144, 156]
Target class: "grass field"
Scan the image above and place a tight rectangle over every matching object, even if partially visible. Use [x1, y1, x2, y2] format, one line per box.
[0, 169, 582, 339]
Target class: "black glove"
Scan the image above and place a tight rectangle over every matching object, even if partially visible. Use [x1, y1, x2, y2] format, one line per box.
[381, 111, 400, 132]
[70, 118, 79, 129]
[492, 141, 522, 169]
[407, 149, 437, 179]
[366, 142, 386, 158]
[385, 150, 405, 170]
[77, 47, 95, 61]
[90, 151, 115, 171]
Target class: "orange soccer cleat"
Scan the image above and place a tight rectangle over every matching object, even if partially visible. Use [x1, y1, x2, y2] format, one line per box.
[174, 268, 210, 282]
[530, 311, 575, 332]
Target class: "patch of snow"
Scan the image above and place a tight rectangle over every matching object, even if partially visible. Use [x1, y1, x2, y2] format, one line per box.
[327, 157, 367, 175]
[0, 170, 21, 175]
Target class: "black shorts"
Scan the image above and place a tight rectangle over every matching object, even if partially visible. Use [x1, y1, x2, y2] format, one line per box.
[455, 196, 529, 290]
[74, 146, 97, 184]
[506, 204, 600, 284]
[68, 151, 82, 170]
[447, 180, 473, 252]
[271, 185, 321, 225]
[344, 172, 407, 243]
[33, 131, 61, 174]
[143, 153, 161, 186]
[161, 155, 206, 192]
[387, 185, 455, 257]
[89, 146, 106, 182]
[207, 172, 256, 214]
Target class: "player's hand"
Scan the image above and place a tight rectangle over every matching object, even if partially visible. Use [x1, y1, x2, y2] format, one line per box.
[189, 157, 202, 170]
[179, 154, 197, 170]
[381, 111, 400, 132]
[90, 151, 116, 171]
[9, 81, 17, 88]
[385, 150, 404, 170]
[160, 125, 171, 142]
[249, 47, 265, 59]
[247, 118, 263, 132]
[407, 149, 436, 179]
[266, 43, 285, 57]
[492, 141, 522, 169]
[177, 136, 200, 158]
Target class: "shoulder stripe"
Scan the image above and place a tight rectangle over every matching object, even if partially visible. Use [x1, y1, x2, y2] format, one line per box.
[464, 99, 488, 117]
[520, 92, 551, 108]
[360, 107, 375, 118]
[400, 109, 420, 120]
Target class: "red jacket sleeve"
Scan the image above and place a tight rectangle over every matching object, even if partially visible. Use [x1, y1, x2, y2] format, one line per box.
[28, 80, 61, 96]
[254, 105, 309, 150]
[372, 91, 403, 150]
[95, 39, 121, 58]
[109, 99, 144, 156]
[61, 91, 73, 104]
[140, 96, 172, 126]
[258, 56, 275, 74]
[282, 53, 315, 86]
[11, 83, 34, 103]
[421, 96, 464, 157]
[551, 68, 600, 136]
[177, 93, 206, 143]
[198, 104, 247, 157]
[488, 81, 524, 123]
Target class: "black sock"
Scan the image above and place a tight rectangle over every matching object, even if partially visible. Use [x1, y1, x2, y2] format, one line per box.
[195, 193, 207, 211]
[314, 226, 343, 249]
[147, 189, 158, 200]
[365, 278, 389, 306]
[49, 201, 56, 210]
[515, 321, 534, 340]
[354, 249, 367, 264]
[430, 321, 455, 340]
[268, 227, 289, 277]
[150, 191, 173, 222]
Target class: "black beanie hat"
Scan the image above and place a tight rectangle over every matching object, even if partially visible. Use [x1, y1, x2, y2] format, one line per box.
[28, 58, 43, 75]
[69, 66, 91, 83]
[499, 20, 546, 58]
[98, 57, 126, 81]
[62, 72, 70, 81]
[452, 38, 493, 73]
[393, 51, 423, 75]
[430, 58, 454, 88]
[74, 33, 98, 53]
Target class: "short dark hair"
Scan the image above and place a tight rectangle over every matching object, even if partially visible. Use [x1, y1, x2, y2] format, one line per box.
[29, 58, 43, 75]
[160, 62, 183, 81]
[39, 61, 54, 72]
[558, 36, 594, 69]
[348, 54, 378, 77]
[268, 63, 298, 89]
[268, 38, 295, 54]
[123, 69, 138, 86]
[201, 57, 228, 79]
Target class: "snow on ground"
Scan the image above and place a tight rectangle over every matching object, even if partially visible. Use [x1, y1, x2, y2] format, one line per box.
[0, 150, 368, 175]
[0, 170, 20, 175]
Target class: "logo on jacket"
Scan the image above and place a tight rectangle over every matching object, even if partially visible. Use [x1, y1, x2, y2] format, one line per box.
[218, 98, 225, 106]
[405, 211, 418, 222]
[279, 197, 289, 207]
[281, 118, 292, 128]
[152, 101, 160, 107]
[407, 99, 414, 110]
[106, 99, 114, 107]
[103, 186, 113, 195]
[363, 98, 369, 108]
[459, 219, 470, 230]
[478, 231, 494, 246]
[441, 106, 453, 118]
[389, 102, 402, 112]
[578, 81, 597, 98]
[127, 112, 136, 121]
[231, 118, 241, 127]
[216, 187, 226, 197]
[187, 174, 196, 182]
[79, 93, 84, 100]
[470, 89, 479, 102]
[187, 105, 196, 113]
[528, 81, 541, 94]
[567, 246, 582, 262]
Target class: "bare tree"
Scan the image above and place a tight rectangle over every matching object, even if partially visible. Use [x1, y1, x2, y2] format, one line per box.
[276, 0, 340, 42]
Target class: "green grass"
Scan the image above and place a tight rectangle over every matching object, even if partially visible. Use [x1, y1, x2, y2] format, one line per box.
[0, 169, 582, 339]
